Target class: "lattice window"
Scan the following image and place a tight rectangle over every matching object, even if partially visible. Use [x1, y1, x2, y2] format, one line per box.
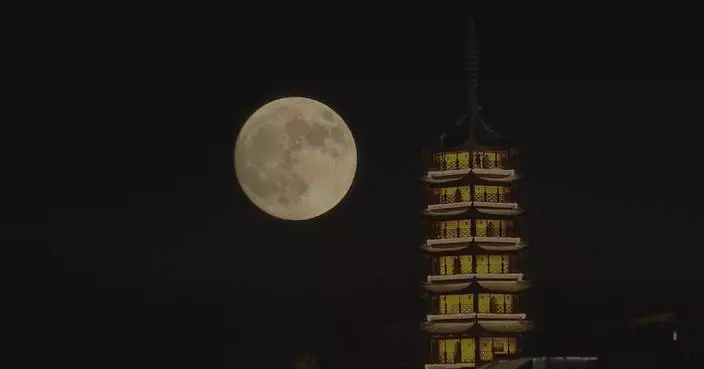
[479, 337, 515, 362]
[461, 338, 476, 363]
[508, 337, 517, 354]
[472, 151, 483, 168]
[473, 185, 485, 201]
[459, 255, 472, 274]
[440, 295, 474, 314]
[457, 186, 470, 202]
[472, 151, 509, 169]
[475, 220, 487, 237]
[438, 339, 461, 363]
[505, 295, 514, 313]
[476, 219, 515, 237]
[486, 220, 498, 237]
[478, 294, 490, 313]
[442, 187, 457, 203]
[439, 256, 456, 275]
[444, 152, 458, 170]
[457, 151, 470, 169]
[476, 255, 489, 274]
[489, 255, 504, 273]
[491, 294, 505, 313]
[445, 221, 458, 238]
[459, 294, 473, 313]
[485, 186, 499, 202]
[445, 295, 460, 314]
[458, 220, 471, 238]
[479, 337, 493, 361]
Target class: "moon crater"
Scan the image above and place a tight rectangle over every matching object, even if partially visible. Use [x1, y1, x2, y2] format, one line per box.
[234, 97, 357, 220]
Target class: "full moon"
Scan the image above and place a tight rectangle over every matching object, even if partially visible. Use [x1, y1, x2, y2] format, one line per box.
[234, 97, 357, 220]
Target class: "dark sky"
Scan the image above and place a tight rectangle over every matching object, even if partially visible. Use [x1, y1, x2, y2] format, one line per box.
[40, 12, 704, 368]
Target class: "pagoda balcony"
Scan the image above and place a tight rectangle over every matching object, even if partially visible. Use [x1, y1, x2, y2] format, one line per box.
[420, 150, 520, 184]
[428, 295, 526, 322]
[423, 150, 513, 172]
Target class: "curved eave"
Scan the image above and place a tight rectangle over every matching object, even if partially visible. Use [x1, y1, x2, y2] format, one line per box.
[425, 363, 476, 369]
[422, 169, 521, 185]
[421, 280, 532, 294]
[421, 321, 475, 334]
[425, 207, 472, 217]
[476, 358, 532, 369]
[474, 207, 524, 216]
[475, 242, 528, 252]
[479, 320, 533, 333]
[422, 281, 473, 294]
[420, 320, 533, 334]
[421, 244, 472, 253]
[426, 313, 528, 322]
[423, 238, 524, 252]
[424, 202, 524, 217]
[421, 241, 528, 255]
[427, 273, 524, 283]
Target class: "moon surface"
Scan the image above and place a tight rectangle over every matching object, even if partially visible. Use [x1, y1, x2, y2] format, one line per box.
[234, 97, 357, 220]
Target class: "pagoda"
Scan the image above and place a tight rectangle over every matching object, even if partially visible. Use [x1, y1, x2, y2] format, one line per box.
[420, 22, 532, 369]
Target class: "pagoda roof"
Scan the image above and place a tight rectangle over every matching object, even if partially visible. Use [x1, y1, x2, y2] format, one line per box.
[421, 280, 532, 295]
[422, 168, 521, 186]
[421, 239, 527, 254]
[423, 202, 525, 218]
[420, 320, 533, 334]
[476, 358, 532, 369]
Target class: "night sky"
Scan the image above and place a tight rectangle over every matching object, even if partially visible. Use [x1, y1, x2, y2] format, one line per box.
[39, 12, 704, 368]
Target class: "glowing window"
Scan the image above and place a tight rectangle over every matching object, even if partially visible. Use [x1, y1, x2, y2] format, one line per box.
[459, 294, 473, 313]
[479, 337, 493, 361]
[457, 151, 470, 169]
[439, 294, 473, 314]
[475, 219, 515, 237]
[459, 255, 472, 273]
[444, 152, 458, 170]
[439, 339, 460, 363]
[460, 338, 476, 363]
[439, 256, 456, 275]
[478, 294, 490, 313]
[476, 255, 489, 274]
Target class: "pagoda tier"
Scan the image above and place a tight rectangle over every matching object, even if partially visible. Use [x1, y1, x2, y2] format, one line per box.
[421, 149, 522, 185]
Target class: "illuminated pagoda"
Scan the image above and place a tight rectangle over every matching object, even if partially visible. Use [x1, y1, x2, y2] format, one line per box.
[419, 22, 532, 369]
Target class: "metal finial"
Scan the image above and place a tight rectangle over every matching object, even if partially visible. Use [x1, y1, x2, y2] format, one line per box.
[467, 20, 480, 121]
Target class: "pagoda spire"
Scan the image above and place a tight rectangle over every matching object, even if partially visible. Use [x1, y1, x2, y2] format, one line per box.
[466, 19, 480, 128]
[437, 19, 503, 149]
